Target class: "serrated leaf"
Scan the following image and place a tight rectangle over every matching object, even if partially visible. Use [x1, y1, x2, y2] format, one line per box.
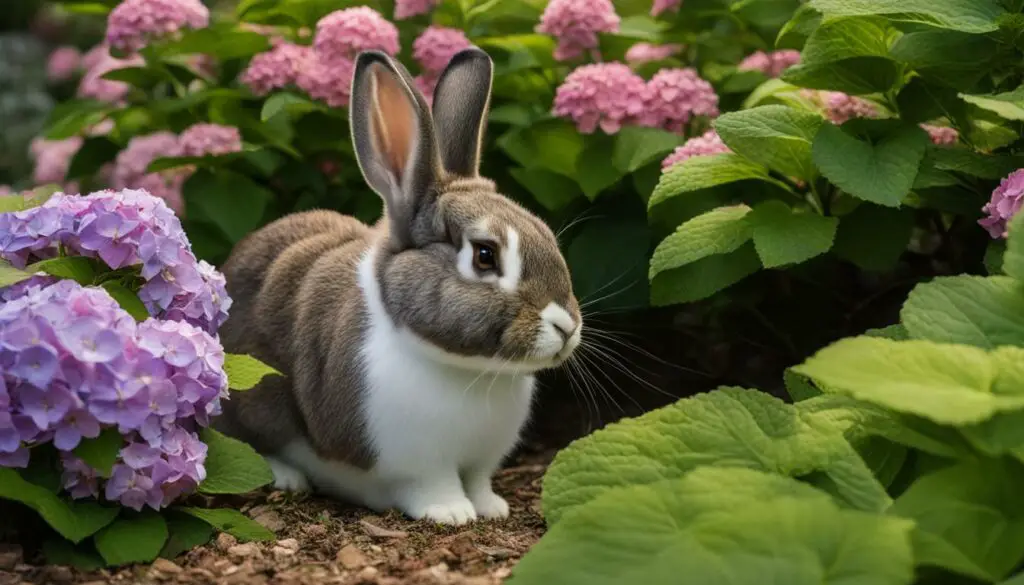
[177, 507, 275, 542]
[649, 205, 752, 278]
[101, 281, 151, 321]
[0, 469, 119, 543]
[161, 512, 215, 559]
[890, 459, 1024, 581]
[793, 337, 1024, 426]
[72, 428, 123, 477]
[517, 468, 914, 585]
[961, 86, 1024, 121]
[198, 428, 273, 494]
[808, 0, 1005, 33]
[780, 17, 901, 94]
[542, 387, 889, 525]
[812, 123, 929, 207]
[611, 126, 684, 173]
[27, 257, 102, 285]
[901, 276, 1024, 349]
[714, 105, 824, 180]
[650, 245, 762, 306]
[1005, 214, 1024, 282]
[0, 260, 36, 288]
[777, 4, 822, 48]
[94, 511, 168, 566]
[224, 353, 281, 391]
[747, 201, 837, 267]
[649, 154, 774, 210]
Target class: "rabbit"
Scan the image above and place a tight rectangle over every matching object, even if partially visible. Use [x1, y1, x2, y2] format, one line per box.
[214, 47, 583, 525]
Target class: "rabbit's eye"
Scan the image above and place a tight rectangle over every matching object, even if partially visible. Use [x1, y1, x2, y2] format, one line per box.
[472, 242, 499, 272]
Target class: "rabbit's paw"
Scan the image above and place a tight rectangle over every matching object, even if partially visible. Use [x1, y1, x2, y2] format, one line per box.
[469, 490, 509, 519]
[420, 500, 478, 525]
[267, 456, 311, 493]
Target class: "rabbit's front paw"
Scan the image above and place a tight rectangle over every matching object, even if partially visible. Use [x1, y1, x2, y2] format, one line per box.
[266, 456, 311, 493]
[469, 490, 509, 519]
[420, 500, 478, 525]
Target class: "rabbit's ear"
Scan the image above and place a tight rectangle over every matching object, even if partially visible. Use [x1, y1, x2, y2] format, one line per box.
[350, 50, 441, 246]
[431, 47, 493, 178]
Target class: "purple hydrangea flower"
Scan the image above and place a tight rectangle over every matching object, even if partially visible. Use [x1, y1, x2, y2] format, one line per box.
[980, 169, 1024, 239]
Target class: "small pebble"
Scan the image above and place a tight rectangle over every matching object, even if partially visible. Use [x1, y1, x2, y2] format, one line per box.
[151, 558, 182, 574]
[277, 538, 300, 552]
[336, 544, 369, 569]
[227, 543, 261, 559]
[215, 533, 238, 552]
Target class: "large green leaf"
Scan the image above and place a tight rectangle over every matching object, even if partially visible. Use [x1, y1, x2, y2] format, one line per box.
[94, 511, 168, 566]
[177, 507, 275, 542]
[961, 86, 1024, 122]
[161, 512, 215, 559]
[928, 149, 1024, 181]
[198, 428, 273, 494]
[182, 170, 273, 244]
[889, 30, 999, 90]
[781, 17, 900, 94]
[0, 260, 36, 288]
[496, 118, 584, 179]
[794, 337, 1024, 426]
[223, 353, 281, 391]
[101, 281, 150, 321]
[27, 257, 103, 285]
[808, 0, 1005, 33]
[649, 205, 752, 278]
[832, 204, 913, 271]
[812, 123, 929, 207]
[572, 135, 623, 201]
[0, 469, 119, 543]
[542, 387, 889, 524]
[649, 245, 762, 306]
[42, 539, 105, 571]
[72, 428, 123, 477]
[1005, 214, 1024, 282]
[889, 459, 1024, 582]
[713, 105, 824, 180]
[611, 126, 684, 173]
[746, 201, 837, 268]
[516, 468, 914, 585]
[901, 276, 1024, 349]
[649, 154, 774, 210]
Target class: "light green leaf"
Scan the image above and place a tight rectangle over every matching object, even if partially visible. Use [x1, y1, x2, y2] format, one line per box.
[198, 428, 273, 494]
[649, 205, 752, 278]
[777, 4, 822, 48]
[0, 469, 119, 543]
[101, 281, 150, 321]
[542, 387, 889, 525]
[865, 324, 909, 340]
[260, 92, 323, 122]
[573, 135, 623, 200]
[650, 245, 762, 306]
[27, 257, 102, 285]
[72, 428, 123, 477]
[812, 124, 929, 207]
[714, 106, 824, 180]
[496, 118, 583, 180]
[224, 353, 281, 391]
[793, 337, 1024, 426]
[161, 512, 215, 559]
[808, 0, 1005, 33]
[747, 201, 837, 268]
[1005, 214, 1024, 282]
[832, 204, 913, 271]
[649, 154, 774, 210]
[94, 511, 169, 566]
[611, 127, 684, 173]
[0, 260, 36, 288]
[961, 86, 1024, 121]
[177, 507, 275, 542]
[889, 459, 1024, 582]
[901, 276, 1024, 349]
[516, 468, 914, 585]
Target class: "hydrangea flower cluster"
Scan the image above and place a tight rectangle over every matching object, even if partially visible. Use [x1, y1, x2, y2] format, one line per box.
[296, 57, 358, 109]
[30, 137, 83, 193]
[536, 0, 620, 62]
[980, 169, 1024, 239]
[553, 63, 649, 134]
[651, 0, 682, 17]
[737, 50, 801, 78]
[645, 68, 720, 133]
[178, 123, 243, 158]
[661, 130, 731, 170]
[922, 124, 958, 146]
[77, 47, 143, 104]
[112, 132, 188, 215]
[314, 7, 400, 62]
[0, 278, 225, 510]
[240, 41, 312, 96]
[0, 189, 231, 335]
[47, 46, 82, 83]
[802, 90, 879, 125]
[625, 42, 683, 65]
[412, 26, 472, 104]
[106, 0, 210, 54]
[395, 0, 438, 20]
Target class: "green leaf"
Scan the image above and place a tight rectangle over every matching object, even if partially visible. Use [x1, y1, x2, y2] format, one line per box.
[832, 204, 913, 271]
[43, 100, 111, 140]
[496, 119, 584, 179]
[72, 428, 123, 477]
[928, 149, 1024, 180]
[812, 123, 929, 207]
[793, 337, 1024, 426]
[777, 4, 823, 48]
[784, 368, 822, 402]
[713, 105, 824, 180]
[808, 0, 1005, 33]
[746, 201, 837, 268]
[0, 260, 36, 288]
[517, 468, 914, 585]
[567, 216, 650, 312]
[650, 245, 762, 306]
[161, 512, 215, 559]
[889, 459, 1024, 581]
[866, 324, 909, 340]
[961, 86, 1024, 122]
[42, 539, 105, 571]
[783, 56, 901, 95]
[649, 205, 752, 278]
[260, 92, 324, 122]
[101, 281, 150, 321]
[224, 353, 281, 390]
[542, 387, 889, 524]
[889, 31, 999, 90]
[0, 469, 119, 543]
[94, 511, 168, 566]
[781, 17, 901, 95]
[855, 435, 907, 488]
[27, 257, 103, 285]
[177, 507, 275, 542]
[649, 154, 773, 210]
[66, 137, 121, 181]
[509, 167, 583, 211]
[1004, 214, 1024, 282]
[198, 428, 273, 494]
[159, 27, 270, 60]
[611, 127, 684, 174]
[182, 170, 273, 244]
[901, 276, 1024, 349]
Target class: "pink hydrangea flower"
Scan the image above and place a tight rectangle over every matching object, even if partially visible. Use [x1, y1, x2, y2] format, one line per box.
[106, 0, 209, 53]
[413, 26, 471, 75]
[415, 75, 438, 106]
[0, 186, 12, 197]
[111, 132, 188, 214]
[296, 55, 357, 108]
[536, 0, 620, 62]
[30, 137, 83, 186]
[47, 46, 82, 82]
[645, 68, 720, 133]
[738, 49, 801, 78]
[661, 130, 731, 170]
[922, 124, 958, 146]
[625, 42, 683, 65]
[816, 91, 879, 125]
[314, 7, 399, 62]
[651, 0, 682, 17]
[77, 49, 144, 103]
[240, 42, 312, 96]
[178, 124, 243, 157]
[81, 45, 108, 71]
[553, 63, 649, 134]
[395, 0, 438, 19]
[980, 169, 1024, 239]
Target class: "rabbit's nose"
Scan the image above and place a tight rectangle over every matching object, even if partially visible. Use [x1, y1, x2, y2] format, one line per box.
[552, 321, 573, 343]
